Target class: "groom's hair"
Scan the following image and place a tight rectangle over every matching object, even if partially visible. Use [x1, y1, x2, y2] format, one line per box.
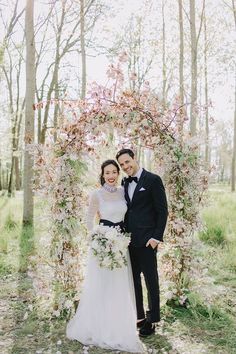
[116, 148, 134, 160]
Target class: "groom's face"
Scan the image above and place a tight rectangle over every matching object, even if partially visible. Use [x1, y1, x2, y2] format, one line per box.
[117, 153, 139, 177]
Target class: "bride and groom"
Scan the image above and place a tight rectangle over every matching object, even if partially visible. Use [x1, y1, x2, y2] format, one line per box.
[66, 148, 168, 353]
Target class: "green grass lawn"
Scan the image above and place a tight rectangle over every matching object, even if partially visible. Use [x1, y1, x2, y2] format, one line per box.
[0, 186, 236, 354]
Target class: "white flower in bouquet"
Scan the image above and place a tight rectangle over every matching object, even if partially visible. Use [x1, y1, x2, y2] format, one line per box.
[101, 258, 113, 268]
[90, 225, 130, 270]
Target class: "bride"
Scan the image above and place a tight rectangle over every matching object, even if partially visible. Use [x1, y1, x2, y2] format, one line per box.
[66, 159, 144, 353]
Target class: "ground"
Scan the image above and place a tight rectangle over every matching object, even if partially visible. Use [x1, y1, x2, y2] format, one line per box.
[0, 186, 236, 354]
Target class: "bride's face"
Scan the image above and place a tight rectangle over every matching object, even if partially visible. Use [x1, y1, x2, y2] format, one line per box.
[103, 164, 119, 186]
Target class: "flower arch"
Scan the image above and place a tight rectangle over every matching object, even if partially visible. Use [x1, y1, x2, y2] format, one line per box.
[33, 56, 208, 318]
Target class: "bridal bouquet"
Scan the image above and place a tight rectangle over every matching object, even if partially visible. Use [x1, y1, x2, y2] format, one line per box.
[90, 225, 130, 270]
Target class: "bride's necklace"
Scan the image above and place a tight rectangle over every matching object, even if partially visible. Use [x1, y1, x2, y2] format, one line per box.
[102, 183, 117, 193]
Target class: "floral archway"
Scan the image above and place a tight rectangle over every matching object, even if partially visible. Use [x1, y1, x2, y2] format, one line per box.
[33, 55, 208, 318]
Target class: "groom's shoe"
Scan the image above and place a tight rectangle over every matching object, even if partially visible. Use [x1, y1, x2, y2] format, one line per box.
[137, 318, 146, 329]
[139, 320, 155, 337]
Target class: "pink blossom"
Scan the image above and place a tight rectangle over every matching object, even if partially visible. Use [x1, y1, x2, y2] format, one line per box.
[130, 72, 137, 81]
[118, 51, 129, 63]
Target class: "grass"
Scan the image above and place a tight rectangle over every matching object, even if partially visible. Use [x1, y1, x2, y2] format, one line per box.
[190, 185, 236, 353]
[199, 190, 236, 246]
[163, 292, 236, 353]
[199, 223, 225, 245]
[0, 186, 236, 353]
[199, 187, 236, 273]
[0, 193, 48, 276]
[0, 197, 21, 276]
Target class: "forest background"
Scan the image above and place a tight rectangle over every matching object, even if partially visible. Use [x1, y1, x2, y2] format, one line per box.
[0, 1, 236, 353]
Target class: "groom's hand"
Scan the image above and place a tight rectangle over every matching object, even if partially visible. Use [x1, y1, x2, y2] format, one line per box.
[146, 239, 159, 249]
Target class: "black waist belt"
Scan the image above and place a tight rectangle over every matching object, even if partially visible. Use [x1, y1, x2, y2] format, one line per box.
[99, 219, 125, 232]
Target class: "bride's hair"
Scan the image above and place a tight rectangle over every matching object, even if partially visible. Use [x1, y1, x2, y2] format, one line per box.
[100, 159, 120, 185]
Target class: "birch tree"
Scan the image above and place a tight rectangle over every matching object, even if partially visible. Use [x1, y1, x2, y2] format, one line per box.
[80, 0, 86, 99]
[231, 0, 236, 191]
[189, 0, 197, 135]
[203, 1, 210, 168]
[23, 0, 35, 224]
[189, 0, 205, 135]
[2, 44, 25, 195]
[0, 0, 24, 65]
[178, 0, 184, 137]
[36, 0, 99, 144]
[0, 160, 2, 191]
[162, 0, 167, 107]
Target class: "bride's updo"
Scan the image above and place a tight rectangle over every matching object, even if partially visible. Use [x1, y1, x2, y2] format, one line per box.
[100, 159, 120, 186]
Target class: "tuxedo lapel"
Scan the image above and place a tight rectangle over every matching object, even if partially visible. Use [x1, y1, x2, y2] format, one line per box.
[124, 178, 131, 205]
[130, 169, 147, 205]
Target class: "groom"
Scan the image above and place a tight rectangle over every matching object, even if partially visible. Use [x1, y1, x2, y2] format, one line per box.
[116, 148, 168, 337]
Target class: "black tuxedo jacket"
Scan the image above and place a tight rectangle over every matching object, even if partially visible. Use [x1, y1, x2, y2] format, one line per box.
[123, 169, 168, 247]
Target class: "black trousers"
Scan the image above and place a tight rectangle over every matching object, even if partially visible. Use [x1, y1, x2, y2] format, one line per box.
[129, 245, 160, 323]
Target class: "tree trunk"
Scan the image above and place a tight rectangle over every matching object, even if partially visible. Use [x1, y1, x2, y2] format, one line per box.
[40, 3, 65, 144]
[8, 121, 17, 197]
[0, 159, 2, 191]
[232, 68, 236, 191]
[15, 156, 21, 190]
[204, 5, 209, 169]
[190, 0, 197, 135]
[141, 148, 145, 167]
[6, 168, 9, 189]
[40, 63, 59, 144]
[15, 108, 24, 191]
[3, 32, 24, 195]
[8, 157, 14, 196]
[0, 1, 24, 66]
[39, 1, 66, 145]
[162, 0, 167, 108]
[37, 108, 42, 143]
[137, 141, 142, 164]
[146, 149, 152, 171]
[178, 0, 184, 138]
[23, 0, 35, 225]
[80, 0, 86, 99]
[53, 69, 59, 142]
[231, 0, 236, 191]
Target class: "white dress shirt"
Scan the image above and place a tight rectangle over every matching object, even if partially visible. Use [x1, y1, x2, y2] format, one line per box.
[128, 168, 159, 245]
[128, 168, 143, 201]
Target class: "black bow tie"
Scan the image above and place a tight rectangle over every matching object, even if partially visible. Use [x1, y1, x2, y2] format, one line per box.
[127, 176, 138, 183]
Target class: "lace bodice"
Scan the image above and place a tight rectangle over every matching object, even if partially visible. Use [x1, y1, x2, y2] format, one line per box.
[86, 187, 127, 231]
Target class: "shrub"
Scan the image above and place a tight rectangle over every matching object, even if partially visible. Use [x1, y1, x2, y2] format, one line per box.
[199, 225, 225, 246]
[4, 213, 18, 231]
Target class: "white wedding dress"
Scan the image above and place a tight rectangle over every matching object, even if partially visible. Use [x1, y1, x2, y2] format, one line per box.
[66, 187, 144, 353]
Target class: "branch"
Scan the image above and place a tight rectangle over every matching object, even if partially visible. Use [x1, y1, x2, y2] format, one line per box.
[232, 0, 236, 30]
[2, 0, 25, 42]
[196, 0, 205, 46]
[182, 2, 191, 23]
